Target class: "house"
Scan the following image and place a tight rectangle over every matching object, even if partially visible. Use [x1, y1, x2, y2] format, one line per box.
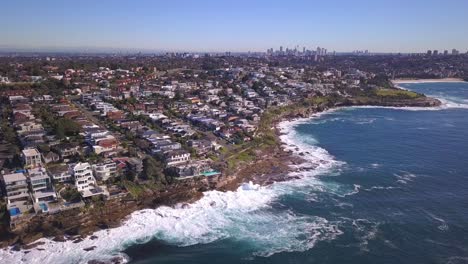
[164, 150, 191, 166]
[54, 143, 80, 159]
[8, 95, 29, 104]
[106, 110, 125, 121]
[63, 111, 81, 119]
[42, 151, 60, 164]
[70, 162, 107, 198]
[19, 131, 46, 148]
[188, 139, 212, 155]
[13, 112, 33, 122]
[141, 130, 170, 140]
[22, 148, 42, 169]
[151, 139, 181, 153]
[70, 162, 96, 191]
[16, 121, 44, 135]
[28, 167, 57, 204]
[47, 164, 73, 182]
[93, 138, 119, 155]
[2, 173, 30, 206]
[92, 160, 117, 181]
[126, 158, 143, 175]
[119, 120, 141, 131]
[1, 172, 34, 222]
[168, 159, 218, 178]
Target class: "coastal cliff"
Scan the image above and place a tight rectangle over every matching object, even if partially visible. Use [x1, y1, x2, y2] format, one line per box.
[0, 92, 442, 249]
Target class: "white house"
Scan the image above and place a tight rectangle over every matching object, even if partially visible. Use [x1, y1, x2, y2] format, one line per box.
[92, 160, 117, 181]
[70, 163, 107, 198]
[28, 167, 57, 203]
[22, 148, 42, 169]
[164, 150, 191, 166]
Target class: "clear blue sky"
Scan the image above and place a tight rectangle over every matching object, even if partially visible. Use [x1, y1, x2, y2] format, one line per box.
[1, 0, 468, 53]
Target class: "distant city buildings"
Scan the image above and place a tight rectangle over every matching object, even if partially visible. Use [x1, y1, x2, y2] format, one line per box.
[266, 45, 331, 60]
[426, 48, 461, 56]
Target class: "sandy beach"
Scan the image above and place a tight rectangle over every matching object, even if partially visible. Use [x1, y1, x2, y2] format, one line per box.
[391, 78, 465, 84]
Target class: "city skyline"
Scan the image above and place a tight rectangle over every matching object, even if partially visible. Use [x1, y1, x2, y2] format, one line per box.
[2, 0, 468, 53]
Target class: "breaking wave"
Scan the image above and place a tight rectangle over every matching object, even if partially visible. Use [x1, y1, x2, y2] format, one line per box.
[394, 171, 418, 185]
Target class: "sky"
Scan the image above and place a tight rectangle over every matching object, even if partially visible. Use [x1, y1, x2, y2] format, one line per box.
[1, 0, 468, 53]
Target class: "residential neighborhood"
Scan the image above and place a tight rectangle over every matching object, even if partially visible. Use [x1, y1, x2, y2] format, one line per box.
[0, 51, 467, 230]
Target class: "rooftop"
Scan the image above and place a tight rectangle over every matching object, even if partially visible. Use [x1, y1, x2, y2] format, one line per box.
[2, 173, 27, 183]
[72, 162, 91, 171]
[22, 148, 40, 157]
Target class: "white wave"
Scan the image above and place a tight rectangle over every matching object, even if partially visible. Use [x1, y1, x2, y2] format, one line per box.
[343, 184, 361, 197]
[351, 219, 380, 252]
[365, 186, 399, 191]
[424, 211, 449, 232]
[278, 116, 345, 172]
[353, 117, 377, 125]
[394, 171, 417, 184]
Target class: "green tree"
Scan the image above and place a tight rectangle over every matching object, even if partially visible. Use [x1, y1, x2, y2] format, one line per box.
[55, 118, 80, 139]
[142, 157, 166, 185]
[61, 187, 81, 203]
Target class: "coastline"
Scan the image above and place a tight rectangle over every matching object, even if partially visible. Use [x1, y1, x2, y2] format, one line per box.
[0, 94, 443, 262]
[391, 78, 466, 84]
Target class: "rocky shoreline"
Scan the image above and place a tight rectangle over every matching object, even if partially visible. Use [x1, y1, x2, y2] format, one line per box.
[0, 95, 442, 251]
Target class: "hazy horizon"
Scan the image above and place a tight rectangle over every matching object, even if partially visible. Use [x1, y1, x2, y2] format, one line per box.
[2, 0, 468, 53]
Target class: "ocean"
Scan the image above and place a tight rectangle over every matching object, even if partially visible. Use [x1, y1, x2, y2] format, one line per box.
[2, 82, 468, 264]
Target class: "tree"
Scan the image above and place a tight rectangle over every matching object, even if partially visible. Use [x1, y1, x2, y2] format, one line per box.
[37, 144, 50, 153]
[11, 154, 22, 169]
[142, 157, 166, 185]
[61, 187, 81, 203]
[124, 171, 136, 182]
[55, 118, 80, 139]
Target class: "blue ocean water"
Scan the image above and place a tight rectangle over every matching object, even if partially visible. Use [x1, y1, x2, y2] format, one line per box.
[2, 82, 468, 264]
[123, 82, 468, 264]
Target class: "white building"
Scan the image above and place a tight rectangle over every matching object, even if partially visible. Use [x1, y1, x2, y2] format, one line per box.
[48, 164, 73, 182]
[70, 163, 107, 198]
[22, 148, 42, 169]
[2, 173, 30, 205]
[28, 167, 57, 203]
[0, 76, 10, 84]
[164, 150, 191, 166]
[70, 162, 97, 192]
[92, 160, 117, 181]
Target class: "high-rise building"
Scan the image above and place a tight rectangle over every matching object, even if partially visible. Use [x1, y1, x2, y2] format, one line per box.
[444, 50, 449, 55]
[427, 50, 432, 56]
[433, 50, 439, 55]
